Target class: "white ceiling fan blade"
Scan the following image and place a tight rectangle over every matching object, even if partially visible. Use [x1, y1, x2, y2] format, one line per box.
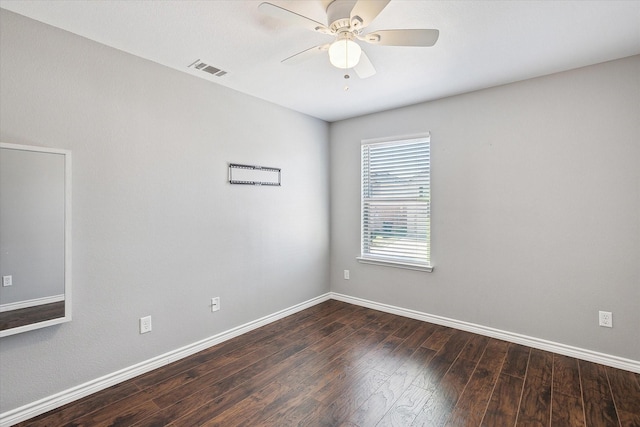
[282, 44, 330, 65]
[350, 0, 391, 30]
[258, 2, 330, 34]
[363, 29, 440, 47]
[353, 51, 376, 79]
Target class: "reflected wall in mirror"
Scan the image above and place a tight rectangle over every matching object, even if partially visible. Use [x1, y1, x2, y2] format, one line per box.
[0, 143, 71, 337]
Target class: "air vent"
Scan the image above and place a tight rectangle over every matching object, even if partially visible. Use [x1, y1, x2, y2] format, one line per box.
[188, 59, 227, 77]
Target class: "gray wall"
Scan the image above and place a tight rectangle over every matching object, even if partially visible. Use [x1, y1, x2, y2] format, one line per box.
[330, 55, 640, 362]
[2, 5, 639, 418]
[0, 148, 65, 304]
[0, 10, 329, 412]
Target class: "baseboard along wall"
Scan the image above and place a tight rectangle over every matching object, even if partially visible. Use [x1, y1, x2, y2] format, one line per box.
[331, 293, 640, 374]
[2, 291, 638, 426]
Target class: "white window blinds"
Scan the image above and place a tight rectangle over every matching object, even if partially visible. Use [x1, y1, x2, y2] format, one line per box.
[360, 136, 431, 270]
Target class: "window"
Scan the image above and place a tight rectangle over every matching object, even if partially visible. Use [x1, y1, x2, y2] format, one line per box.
[358, 135, 432, 271]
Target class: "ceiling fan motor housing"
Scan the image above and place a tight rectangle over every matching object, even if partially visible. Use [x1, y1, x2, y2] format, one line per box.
[327, 0, 358, 33]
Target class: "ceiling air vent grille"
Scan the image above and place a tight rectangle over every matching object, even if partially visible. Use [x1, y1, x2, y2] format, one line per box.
[188, 59, 227, 77]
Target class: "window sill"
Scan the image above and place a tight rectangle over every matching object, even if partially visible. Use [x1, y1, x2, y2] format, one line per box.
[356, 257, 434, 272]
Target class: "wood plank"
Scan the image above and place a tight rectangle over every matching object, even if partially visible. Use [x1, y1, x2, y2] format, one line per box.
[278, 328, 376, 388]
[180, 344, 316, 425]
[481, 372, 524, 427]
[438, 329, 474, 363]
[377, 384, 434, 426]
[67, 397, 160, 427]
[142, 337, 287, 406]
[606, 366, 640, 426]
[444, 339, 510, 427]
[334, 329, 391, 372]
[232, 383, 313, 427]
[393, 316, 429, 339]
[459, 334, 490, 363]
[356, 308, 389, 331]
[551, 391, 585, 426]
[262, 396, 324, 427]
[312, 354, 387, 405]
[144, 344, 312, 425]
[306, 321, 357, 353]
[383, 330, 472, 425]
[421, 325, 456, 351]
[358, 334, 405, 373]
[501, 343, 530, 378]
[302, 368, 389, 426]
[516, 349, 552, 426]
[412, 355, 478, 426]
[283, 330, 389, 409]
[284, 331, 383, 398]
[166, 382, 263, 426]
[552, 354, 581, 397]
[14, 381, 141, 427]
[413, 329, 471, 391]
[617, 411, 640, 427]
[196, 380, 290, 427]
[402, 322, 441, 351]
[133, 326, 273, 390]
[377, 313, 414, 337]
[412, 353, 456, 392]
[345, 347, 437, 427]
[579, 360, 619, 427]
[338, 305, 381, 330]
[371, 322, 440, 377]
[149, 310, 339, 409]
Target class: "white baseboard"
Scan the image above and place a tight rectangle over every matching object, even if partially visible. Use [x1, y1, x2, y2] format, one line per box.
[0, 294, 64, 313]
[330, 292, 640, 374]
[3, 291, 638, 426]
[0, 293, 331, 427]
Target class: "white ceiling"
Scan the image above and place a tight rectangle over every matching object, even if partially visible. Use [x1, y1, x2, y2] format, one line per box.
[2, 0, 639, 122]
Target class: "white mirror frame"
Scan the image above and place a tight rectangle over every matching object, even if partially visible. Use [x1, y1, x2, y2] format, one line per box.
[0, 142, 72, 337]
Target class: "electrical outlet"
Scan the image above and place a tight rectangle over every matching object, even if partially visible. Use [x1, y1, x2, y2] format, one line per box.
[344, 270, 350, 280]
[140, 316, 152, 334]
[2, 275, 12, 287]
[211, 297, 220, 312]
[599, 311, 612, 328]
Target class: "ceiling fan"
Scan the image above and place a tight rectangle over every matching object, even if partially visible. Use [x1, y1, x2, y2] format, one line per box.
[258, 0, 439, 79]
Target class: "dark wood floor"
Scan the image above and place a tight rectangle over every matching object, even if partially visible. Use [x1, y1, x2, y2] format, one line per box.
[17, 300, 640, 426]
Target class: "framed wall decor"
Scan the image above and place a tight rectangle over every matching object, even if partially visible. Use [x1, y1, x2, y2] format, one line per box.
[228, 163, 281, 186]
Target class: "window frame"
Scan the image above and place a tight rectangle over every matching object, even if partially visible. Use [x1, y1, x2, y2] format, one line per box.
[357, 134, 433, 272]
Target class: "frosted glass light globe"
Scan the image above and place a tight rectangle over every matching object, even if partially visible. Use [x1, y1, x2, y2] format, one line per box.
[328, 39, 362, 69]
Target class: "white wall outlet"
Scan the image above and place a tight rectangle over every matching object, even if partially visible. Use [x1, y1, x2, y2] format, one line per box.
[139, 316, 152, 334]
[344, 270, 350, 280]
[211, 297, 220, 312]
[599, 311, 612, 328]
[2, 275, 12, 287]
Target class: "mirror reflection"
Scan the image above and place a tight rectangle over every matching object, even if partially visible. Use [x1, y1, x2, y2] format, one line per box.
[0, 143, 71, 337]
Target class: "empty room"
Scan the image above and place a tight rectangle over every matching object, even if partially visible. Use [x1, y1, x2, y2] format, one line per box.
[0, 1, 639, 426]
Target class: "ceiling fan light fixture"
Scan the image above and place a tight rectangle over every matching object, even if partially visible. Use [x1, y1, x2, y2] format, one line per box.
[328, 38, 362, 69]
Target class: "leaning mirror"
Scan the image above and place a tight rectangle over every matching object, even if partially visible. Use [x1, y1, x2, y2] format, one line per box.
[0, 143, 71, 337]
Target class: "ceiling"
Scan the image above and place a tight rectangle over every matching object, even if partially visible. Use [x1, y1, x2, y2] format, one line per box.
[1, 0, 639, 122]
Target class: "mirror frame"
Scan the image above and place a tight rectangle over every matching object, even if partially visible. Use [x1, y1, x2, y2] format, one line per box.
[0, 142, 72, 337]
